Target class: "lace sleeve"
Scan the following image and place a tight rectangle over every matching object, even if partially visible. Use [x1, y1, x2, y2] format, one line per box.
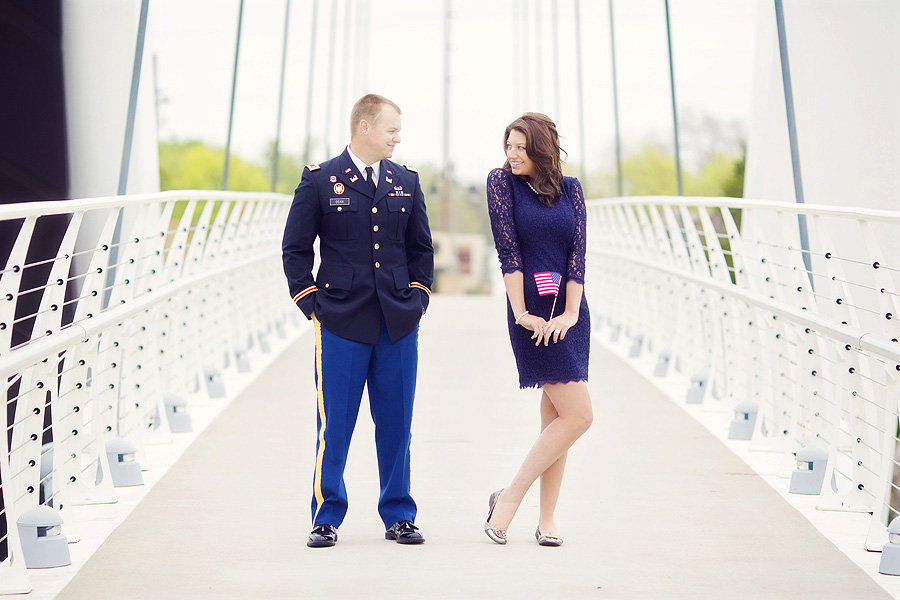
[486, 168, 523, 274]
[567, 178, 586, 284]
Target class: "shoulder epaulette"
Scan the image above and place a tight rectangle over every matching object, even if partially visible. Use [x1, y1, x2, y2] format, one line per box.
[404, 164, 417, 173]
[305, 163, 320, 171]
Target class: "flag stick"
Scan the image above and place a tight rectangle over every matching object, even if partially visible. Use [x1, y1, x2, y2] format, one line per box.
[549, 295, 558, 321]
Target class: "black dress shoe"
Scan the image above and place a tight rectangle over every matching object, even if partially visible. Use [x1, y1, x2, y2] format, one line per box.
[307, 524, 338, 548]
[385, 520, 425, 544]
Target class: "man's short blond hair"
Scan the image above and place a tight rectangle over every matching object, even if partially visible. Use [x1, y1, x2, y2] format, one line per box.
[350, 94, 401, 137]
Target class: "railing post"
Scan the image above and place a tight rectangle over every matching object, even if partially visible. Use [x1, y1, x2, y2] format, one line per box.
[0, 190, 300, 591]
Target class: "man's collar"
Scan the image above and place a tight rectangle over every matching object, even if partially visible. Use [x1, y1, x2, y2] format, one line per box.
[346, 145, 380, 181]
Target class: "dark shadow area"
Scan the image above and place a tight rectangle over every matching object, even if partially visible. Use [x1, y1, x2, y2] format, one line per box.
[0, 0, 69, 563]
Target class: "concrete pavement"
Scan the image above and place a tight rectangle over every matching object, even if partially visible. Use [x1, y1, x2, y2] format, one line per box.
[56, 294, 891, 599]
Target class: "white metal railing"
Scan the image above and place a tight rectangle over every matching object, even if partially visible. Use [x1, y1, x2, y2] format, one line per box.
[0, 190, 298, 593]
[585, 196, 900, 556]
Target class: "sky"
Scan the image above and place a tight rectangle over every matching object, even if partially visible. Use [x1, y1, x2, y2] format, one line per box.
[149, 0, 758, 184]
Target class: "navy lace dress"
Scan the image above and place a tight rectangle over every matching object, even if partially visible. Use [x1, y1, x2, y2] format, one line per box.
[486, 167, 590, 389]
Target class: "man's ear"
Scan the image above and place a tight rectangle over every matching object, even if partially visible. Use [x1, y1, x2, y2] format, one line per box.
[359, 119, 369, 135]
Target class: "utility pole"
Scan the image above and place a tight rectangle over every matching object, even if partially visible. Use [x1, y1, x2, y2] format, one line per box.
[303, 0, 319, 164]
[152, 52, 166, 140]
[512, 0, 520, 111]
[119, 0, 150, 195]
[664, 0, 683, 195]
[535, 0, 542, 109]
[609, 0, 623, 196]
[339, 0, 353, 128]
[552, 0, 560, 118]
[323, 0, 339, 157]
[573, 0, 586, 184]
[774, 0, 812, 283]
[272, 0, 291, 192]
[222, 0, 245, 191]
[522, 0, 530, 108]
[441, 0, 455, 273]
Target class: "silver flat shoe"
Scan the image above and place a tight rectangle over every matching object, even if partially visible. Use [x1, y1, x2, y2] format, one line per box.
[484, 489, 507, 545]
[535, 526, 563, 547]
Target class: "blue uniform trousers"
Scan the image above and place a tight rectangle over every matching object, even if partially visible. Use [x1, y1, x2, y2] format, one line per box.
[311, 316, 418, 529]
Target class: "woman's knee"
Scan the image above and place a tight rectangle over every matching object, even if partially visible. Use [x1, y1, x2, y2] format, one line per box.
[573, 404, 593, 435]
[559, 401, 592, 435]
[546, 382, 592, 433]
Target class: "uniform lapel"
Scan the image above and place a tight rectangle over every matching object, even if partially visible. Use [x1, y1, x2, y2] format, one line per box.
[374, 160, 392, 203]
[337, 149, 371, 198]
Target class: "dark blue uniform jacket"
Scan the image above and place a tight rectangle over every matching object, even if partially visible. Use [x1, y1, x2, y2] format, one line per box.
[282, 148, 434, 344]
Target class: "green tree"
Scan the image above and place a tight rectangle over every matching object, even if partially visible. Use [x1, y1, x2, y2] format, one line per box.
[721, 150, 745, 198]
[582, 142, 745, 199]
[262, 138, 327, 195]
[685, 151, 744, 197]
[621, 143, 679, 196]
[159, 140, 269, 192]
[263, 142, 305, 195]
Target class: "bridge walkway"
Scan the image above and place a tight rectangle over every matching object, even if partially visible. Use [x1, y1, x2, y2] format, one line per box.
[54, 295, 890, 599]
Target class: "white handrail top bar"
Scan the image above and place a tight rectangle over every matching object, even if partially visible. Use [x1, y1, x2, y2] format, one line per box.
[586, 196, 900, 224]
[0, 190, 290, 220]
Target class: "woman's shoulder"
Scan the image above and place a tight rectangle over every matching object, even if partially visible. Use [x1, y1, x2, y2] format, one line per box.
[487, 169, 515, 201]
[488, 167, 513, 184]
[561, 176, 583, 195]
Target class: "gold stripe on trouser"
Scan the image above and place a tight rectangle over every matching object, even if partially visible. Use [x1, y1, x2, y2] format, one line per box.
[312, 316, 327, 521]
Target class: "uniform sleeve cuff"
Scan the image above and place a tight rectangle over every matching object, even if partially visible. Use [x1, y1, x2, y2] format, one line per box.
[292, 285, 317, 303]
[409, 282, 431, 296]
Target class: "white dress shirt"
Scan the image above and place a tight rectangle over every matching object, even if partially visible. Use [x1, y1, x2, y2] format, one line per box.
[347, 145, 380, 185]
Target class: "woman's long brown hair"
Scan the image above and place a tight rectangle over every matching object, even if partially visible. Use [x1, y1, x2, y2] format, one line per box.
[502, 112, 567, 207]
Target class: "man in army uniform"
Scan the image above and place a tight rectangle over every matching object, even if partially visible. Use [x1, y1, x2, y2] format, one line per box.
[282, 94, 434, 547]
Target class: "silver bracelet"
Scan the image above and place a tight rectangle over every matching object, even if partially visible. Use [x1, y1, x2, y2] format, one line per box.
[514, 310, 529, 325]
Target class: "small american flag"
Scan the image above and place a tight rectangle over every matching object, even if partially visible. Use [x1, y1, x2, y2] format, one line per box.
[534, 271, 562, 296]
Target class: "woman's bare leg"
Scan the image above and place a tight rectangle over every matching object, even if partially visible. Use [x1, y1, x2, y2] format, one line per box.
[538, 390, 567, 537]
[488, 381, 592, 532]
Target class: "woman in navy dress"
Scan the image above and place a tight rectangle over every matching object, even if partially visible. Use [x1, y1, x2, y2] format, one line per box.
[484, 113, 593, 546]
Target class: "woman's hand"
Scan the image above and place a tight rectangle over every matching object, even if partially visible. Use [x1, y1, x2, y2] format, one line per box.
[518, 314, 549, 344]
[541, 311, 579, 346]
[528, 315, 555, 347]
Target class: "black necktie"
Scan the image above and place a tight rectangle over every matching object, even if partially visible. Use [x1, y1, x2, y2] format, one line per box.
[365, 166, 377, 195]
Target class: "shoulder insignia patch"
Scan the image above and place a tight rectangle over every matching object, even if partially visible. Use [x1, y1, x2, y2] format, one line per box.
[305, 163, 320, 171]
[403, 164, 417, 173]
